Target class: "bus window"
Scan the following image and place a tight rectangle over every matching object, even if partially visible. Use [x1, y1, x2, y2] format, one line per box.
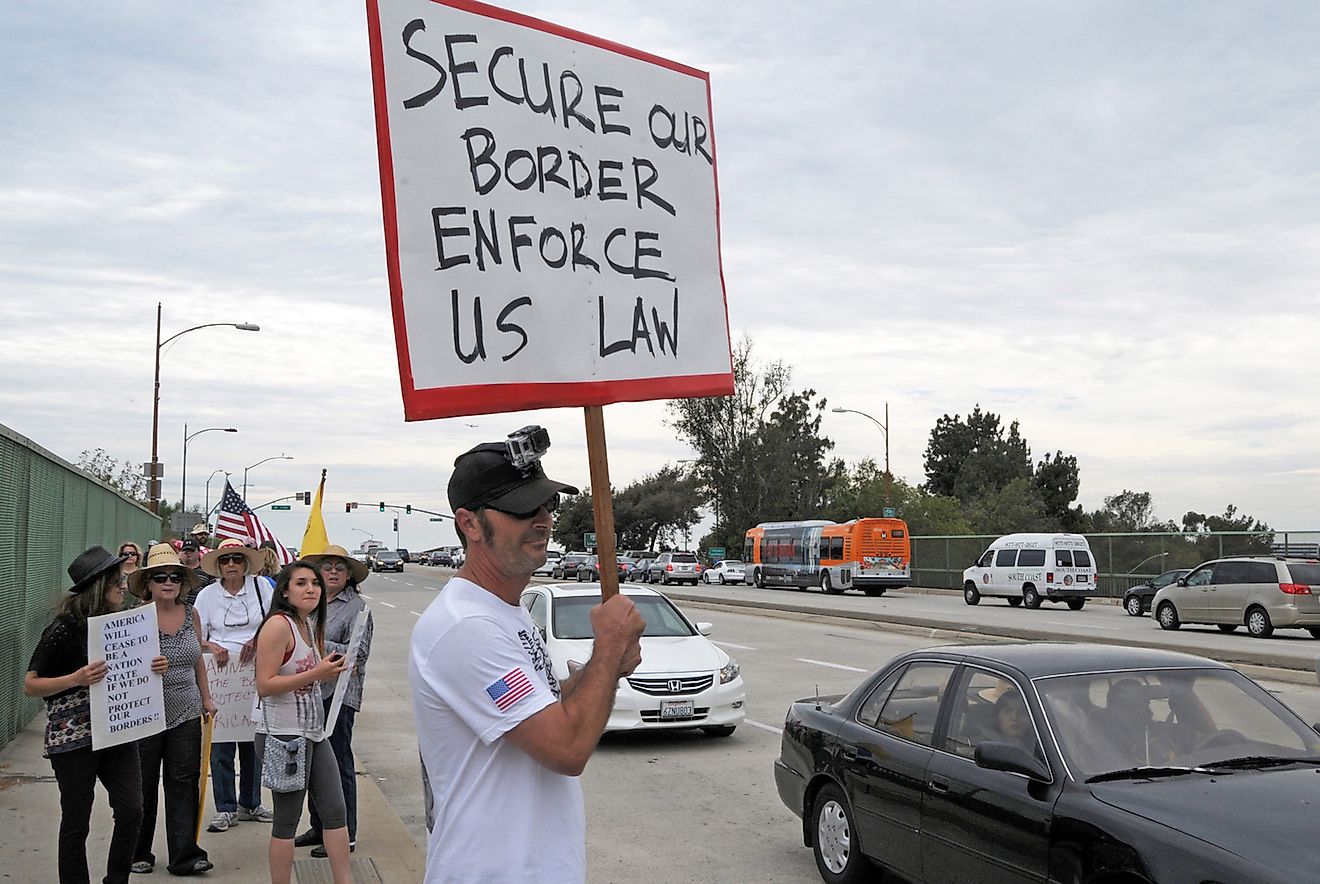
[832, 537, 844, 559]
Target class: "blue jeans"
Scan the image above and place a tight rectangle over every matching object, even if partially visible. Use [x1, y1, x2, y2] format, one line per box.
[209, 740, 262, 813]
[308, 699, 357, 840]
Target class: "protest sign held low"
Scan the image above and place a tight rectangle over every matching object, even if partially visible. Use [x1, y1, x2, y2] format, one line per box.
[205, 654, 258, 743]
[88, 603, 165, 749]
[324, 609, 371, 735]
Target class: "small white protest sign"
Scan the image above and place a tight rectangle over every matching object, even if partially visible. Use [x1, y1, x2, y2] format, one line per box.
[205, 655, 258, 743]
[88, 603, 165, 749]
[323, 609, 371, 736]
[367, 0, 734, 419]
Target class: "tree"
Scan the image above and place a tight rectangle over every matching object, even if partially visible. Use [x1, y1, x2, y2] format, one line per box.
[76, 448, 146, 500]
[1093, 490, 1159, 532]
[1182, 504, 1273, 556]
[1033, 451, 1082, 530]
[968, 478, 1048, 534]
[550, 466, 704, 553]
[923, 406, 1031, 502]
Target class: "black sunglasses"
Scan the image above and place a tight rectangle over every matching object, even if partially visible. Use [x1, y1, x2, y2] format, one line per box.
[150, 572, 184, 584]
[218, 554, 247, 565]
[490, 493, 560, 521]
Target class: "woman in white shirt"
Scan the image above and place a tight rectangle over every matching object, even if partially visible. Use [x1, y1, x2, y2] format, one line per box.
[253, 561, 350, 884]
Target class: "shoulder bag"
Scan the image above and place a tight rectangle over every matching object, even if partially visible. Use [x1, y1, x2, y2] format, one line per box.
[259, 695, 307, 793]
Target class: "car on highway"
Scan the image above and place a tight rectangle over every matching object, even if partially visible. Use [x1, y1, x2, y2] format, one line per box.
[427, 550, 452, 566]
[633, 558, 654, 582]
[350, 550, 370, 564]
[574, 555, 638, 582]
[702, 559, 747, 585]
[1153, 556, 1320, 638]
[775, 642, 1320, 884]
[962, 533, 1097, 609]
[551, 552, 591, 581]
[647, 551, 703, 586]
[396, 548, 411, 564]
[1123, 568, 1192, 616]
[520, 583, 744, 736]
[370, 549, 405, 573]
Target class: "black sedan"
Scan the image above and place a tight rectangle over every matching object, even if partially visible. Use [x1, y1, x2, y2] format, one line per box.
[774, 643, 1320, 884]
[1123, 568, 1192, 616]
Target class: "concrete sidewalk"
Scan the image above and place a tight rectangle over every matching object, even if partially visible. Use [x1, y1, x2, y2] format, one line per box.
[0, 716, 425, 883]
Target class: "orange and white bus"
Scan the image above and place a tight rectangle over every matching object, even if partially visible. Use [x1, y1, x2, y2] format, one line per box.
[744, 517, 911, 596]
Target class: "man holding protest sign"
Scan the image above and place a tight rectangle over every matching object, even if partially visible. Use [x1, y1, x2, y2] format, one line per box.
[409, 431, 644, 882]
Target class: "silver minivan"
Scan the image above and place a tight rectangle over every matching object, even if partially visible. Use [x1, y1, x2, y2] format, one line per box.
[1152, 557, 1320, 638]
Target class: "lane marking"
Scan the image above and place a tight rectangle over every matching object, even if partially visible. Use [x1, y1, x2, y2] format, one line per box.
[797, 658, 868, 672]
[409, 611, 422, 617]
[379, 601, 397, 609]
[714, 641, 756, 650]
[1037, 619, 1120, 631]
[360, 594, 373, 600]
[745, 718, 783, 735]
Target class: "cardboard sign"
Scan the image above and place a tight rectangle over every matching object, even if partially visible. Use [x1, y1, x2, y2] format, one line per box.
[88, 603, 166, 749]
[323, 609, 371, 735]
[367, 0, 734, 419]
[204, 655, 258, 743]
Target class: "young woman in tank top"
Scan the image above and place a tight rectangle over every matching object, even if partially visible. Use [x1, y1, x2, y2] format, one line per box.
[253, 561, 350, 884]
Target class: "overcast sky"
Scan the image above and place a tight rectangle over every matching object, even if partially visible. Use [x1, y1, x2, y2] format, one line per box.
[4, 1, 1319, 550]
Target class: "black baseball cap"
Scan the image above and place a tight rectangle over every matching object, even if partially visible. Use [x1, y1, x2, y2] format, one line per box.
[179, 539, 200, 552]
[448, 441, 578, 514]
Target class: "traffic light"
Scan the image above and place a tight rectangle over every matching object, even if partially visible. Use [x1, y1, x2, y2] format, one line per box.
[345, 503, 352, 513]
[303, 490, 311, 505]
[379, 501, 385, 512]
[406, 504, 412, 514]
[393, 518, 399, 531]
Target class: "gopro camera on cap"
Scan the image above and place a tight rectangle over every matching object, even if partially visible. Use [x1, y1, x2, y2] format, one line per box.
[506, 425, 551, 471]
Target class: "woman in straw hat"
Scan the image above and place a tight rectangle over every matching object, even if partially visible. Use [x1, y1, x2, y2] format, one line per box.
[128, 544, 216, 876]
[24, 545, 169, 884]
[253, 560, 351, 884]
[194, 538, 275, 832]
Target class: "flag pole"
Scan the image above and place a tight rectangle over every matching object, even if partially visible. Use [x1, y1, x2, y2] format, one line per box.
[195, 713, 214, 843]
[583, 406, 619, 601]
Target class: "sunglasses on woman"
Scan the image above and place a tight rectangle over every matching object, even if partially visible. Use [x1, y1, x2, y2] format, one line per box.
[150, 572, 185, 584]
[490, 493, 560, 521]
[218, 554, 247, 565]
[120, 550, 139, 558]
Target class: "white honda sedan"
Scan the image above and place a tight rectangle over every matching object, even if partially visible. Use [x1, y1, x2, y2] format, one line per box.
[519, 584, 745, 736]
[702, 559, 747, 585]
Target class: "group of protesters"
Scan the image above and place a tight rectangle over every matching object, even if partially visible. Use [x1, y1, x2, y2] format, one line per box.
[24, 527, 373, 884]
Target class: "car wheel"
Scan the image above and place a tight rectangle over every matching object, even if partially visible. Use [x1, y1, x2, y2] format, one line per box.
[863, 587, 884, 597]
[702, 725, 736, 737]
[1156, 602, 1181, 630]
[1125, 595, 1144, 617]
[1246, 606, 1274, 638]
[1006, 597, 1022, 607]
[754, 569, 764, 588]
[811, 783, 869, 884]
[1022, 584, 1041, 609]
[702, 572, 709, 584]
[821, 571, 841, 594]
[963, 582, 981, 606]
[717, 573, 725, 585]
[1066, 598, 1085, 611]
[661, 574, 670, 586]
[1217, 624, 1239, 633]
[1308, 627, 1320, 639]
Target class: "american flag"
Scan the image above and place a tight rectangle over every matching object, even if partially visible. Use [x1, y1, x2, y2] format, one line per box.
[485, 667, 535, 712]
[214, 481, 294, 565]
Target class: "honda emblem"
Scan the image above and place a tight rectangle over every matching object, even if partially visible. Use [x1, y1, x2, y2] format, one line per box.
[667, 679, 683, 693]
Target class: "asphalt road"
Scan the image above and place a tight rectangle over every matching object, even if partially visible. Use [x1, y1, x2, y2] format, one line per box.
[349, 565, 1320, 884]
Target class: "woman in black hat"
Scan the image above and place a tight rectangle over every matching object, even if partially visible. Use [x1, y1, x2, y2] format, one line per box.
[23, 545, 169, 884]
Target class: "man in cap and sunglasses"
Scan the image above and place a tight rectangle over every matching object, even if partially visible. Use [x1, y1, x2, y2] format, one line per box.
[410, 427, 645, 883]
[175, 538, 214, 604]
[293, 543, 374, 856]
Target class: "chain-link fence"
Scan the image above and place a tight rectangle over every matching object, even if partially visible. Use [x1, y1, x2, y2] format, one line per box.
[911, 530, 1320, 598]
[0, 423, 158, 750]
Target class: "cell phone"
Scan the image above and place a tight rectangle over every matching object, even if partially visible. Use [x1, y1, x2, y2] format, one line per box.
[327, 652, 345, 663]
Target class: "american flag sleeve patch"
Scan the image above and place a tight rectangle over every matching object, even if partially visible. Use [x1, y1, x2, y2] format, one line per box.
[485, 667, 535, 712]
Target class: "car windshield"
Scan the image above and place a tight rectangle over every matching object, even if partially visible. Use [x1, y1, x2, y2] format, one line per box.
[1036, 667, 1320, 780]
[376, 551, 400, 561]
[552, 594, 696, 640]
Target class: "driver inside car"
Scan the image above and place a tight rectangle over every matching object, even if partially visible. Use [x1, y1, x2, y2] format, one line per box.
[1105, 678, 1178, 766]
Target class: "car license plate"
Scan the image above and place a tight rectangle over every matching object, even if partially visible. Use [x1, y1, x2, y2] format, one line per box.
[660, 699, 694, 719]
[1078, 574, 1089, 583]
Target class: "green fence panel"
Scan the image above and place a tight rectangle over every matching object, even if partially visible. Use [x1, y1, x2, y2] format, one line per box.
[0, 424, 158, 751]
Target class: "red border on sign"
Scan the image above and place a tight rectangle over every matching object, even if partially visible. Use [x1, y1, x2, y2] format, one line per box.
[365, 0, 734, 422]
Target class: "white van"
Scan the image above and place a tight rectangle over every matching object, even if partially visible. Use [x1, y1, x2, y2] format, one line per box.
[961, 533, 1097, 610]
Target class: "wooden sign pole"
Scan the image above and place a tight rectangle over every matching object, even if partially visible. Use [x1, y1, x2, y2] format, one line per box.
[583, 406, 620, 600]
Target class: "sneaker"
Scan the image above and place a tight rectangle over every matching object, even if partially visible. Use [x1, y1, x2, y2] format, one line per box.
[293, 829, 323, 848]
[310, 841, 355, 858]
[237, 804, 274, 823]
[130, 859, 154, 873]
[206, 811, 238, 833]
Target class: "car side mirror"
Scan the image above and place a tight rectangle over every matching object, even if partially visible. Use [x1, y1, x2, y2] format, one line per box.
[695, 622, 713, 636]
[974, 741, 1051, 782]
[1176, 578, 1188, 587]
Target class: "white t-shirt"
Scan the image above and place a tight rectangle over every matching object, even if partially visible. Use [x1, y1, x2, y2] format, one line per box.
[193, 576, 273, 652]
[409, 577, 585, 883]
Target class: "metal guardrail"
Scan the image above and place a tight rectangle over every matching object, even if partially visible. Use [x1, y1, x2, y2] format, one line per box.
[0, 423, 158, 750]
[910, 530, 1320, 598]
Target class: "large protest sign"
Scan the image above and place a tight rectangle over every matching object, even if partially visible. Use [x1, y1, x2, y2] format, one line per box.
[205, 655, 258, 743]
[367, 0, 734, 419]
[88, 604, 165, 749]
[323, 609, 371, 735]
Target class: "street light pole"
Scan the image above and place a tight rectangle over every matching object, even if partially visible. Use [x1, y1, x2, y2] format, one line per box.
[182, 425, 237, 518]
[204, 469, 229, 529]
[832, 404, 891, 507]
[242, 455, 294, 501]
[1130, 551, 1169, 574]
[149, 302, 259, 513]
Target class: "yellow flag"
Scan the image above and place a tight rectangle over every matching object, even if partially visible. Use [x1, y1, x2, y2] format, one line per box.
[300, 470, 329, 556]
